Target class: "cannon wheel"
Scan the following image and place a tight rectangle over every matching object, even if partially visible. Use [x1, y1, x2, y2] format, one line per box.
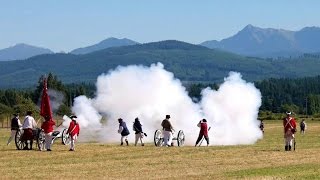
[62, 128, 71, 145]
[177, 130, 185, 147]
[37, 130, 45, 151]
[15, 129, 25, 150]
[154, 129, 163, 147]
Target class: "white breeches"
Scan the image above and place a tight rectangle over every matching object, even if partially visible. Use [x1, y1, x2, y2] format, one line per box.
[121, 135, 128, 143]
[45, 132, 53, 150]
[284, 130, 294, 146]
[163, 131, 173, 146]
[70, 135, 78, 150]
[135, 133, 144, 145]
[7, 130, 17, 145]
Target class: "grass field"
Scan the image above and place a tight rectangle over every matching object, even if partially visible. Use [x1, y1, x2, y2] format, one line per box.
[1, 120, 320, 179]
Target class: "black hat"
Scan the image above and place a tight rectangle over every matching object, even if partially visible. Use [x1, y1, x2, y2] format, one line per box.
[27, 111, 32, 115]
[118, 118, 123, 122]
[13, 113, 19, 116]
[166, 115, 171, 119]
[135, 117, 139, 121]
[70, 115, 77, 119]
[202, 119, 207, 122]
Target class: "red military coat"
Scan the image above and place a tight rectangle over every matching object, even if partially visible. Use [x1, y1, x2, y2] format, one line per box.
[41, 120, 56, 134]
[67, 120, 80, 137]
[199, 122, 208, 137]
[283, 116, 297, 133]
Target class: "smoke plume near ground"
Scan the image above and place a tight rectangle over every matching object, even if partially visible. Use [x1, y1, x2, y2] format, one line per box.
[70, 63, 262, 145]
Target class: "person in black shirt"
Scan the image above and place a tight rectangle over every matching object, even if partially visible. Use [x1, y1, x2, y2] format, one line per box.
[133, 117, 145, 146]
[7, 113, 21, 145]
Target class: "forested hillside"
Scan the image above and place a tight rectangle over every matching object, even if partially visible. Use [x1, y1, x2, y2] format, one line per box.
[2, 40, 320, 88]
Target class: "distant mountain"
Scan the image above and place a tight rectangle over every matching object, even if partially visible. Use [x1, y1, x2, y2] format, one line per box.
[70, 37, 139, 54]
[0, 43, 53, 61]
[1, 40, 320, 88]
[201, 25, 320, 57]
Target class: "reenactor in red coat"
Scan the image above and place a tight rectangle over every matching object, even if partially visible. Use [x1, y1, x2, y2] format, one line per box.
[41, 115, 56, 151]
[283, 112, 297, 151]
[67, 115, 80, 151]
[195, 119, 209, 146]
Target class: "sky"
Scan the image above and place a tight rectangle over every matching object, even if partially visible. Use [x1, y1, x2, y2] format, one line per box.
[1, 0, 320, 52]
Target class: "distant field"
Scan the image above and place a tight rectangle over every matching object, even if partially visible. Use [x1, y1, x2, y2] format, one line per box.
[1, 120, 320, 179]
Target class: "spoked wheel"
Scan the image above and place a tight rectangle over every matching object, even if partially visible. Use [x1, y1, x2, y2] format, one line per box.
[15, 129, 26, 150]
[37, 130, 46, 151]
[62, 129, 71, 145]
[177, 130, 185, 147]
[154, 129, 163, 147]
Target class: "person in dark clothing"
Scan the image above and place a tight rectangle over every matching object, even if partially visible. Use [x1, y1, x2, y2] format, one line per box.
[259, 120, 264, 133]
[300, 119, 307, 134]
[133, 117, 145, 146]
[7, 113, 22, 145]
[118, 118, 130, 146]
[195, 119, 209, 146]
[161, 115, 174, 147]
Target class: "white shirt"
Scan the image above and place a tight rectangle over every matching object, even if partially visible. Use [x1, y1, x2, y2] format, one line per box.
[22, 115, 37, 129]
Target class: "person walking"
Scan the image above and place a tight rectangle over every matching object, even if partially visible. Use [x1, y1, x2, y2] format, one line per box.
[300, 119, 307, 134]
[283, 111, 297, 151]
[195, 119, 209, 146]
[118, 118, 130, 146]
[133, 117, 145, 146]
[67, 115, 80, 151]
[7, 113, 21, 145]
[161, 115, 174, 147]
[41, 115, 56, 151]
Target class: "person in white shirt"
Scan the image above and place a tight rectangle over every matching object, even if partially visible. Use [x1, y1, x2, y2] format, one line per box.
[22, 111, 37, 150]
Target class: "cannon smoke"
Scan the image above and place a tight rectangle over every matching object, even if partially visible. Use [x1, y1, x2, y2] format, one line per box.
[70, 63, 263, 145]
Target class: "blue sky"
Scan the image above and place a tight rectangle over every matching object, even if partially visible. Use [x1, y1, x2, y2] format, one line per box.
[1, 0, 319, 52]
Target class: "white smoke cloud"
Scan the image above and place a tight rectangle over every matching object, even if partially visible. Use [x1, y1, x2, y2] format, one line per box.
[201, 72, 263, 145]
[71, 63, 262, 145]
[48, 89, 65, 113]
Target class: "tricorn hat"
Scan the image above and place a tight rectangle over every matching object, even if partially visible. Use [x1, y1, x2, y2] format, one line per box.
[70, 115, 77, 119]
[286, 111, 292, 115]
[166, 115, 171, 119]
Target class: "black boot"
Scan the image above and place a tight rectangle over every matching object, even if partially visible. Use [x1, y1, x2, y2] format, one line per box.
[29, 141, 33, 150]
[125, 139, 129, 146]
[285, 145, 288, 151]
[289, 145, 292, 151]
[120, 142, 123, 146]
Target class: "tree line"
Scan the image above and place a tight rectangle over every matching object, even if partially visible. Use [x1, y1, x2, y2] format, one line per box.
[2, 73, 320, 121]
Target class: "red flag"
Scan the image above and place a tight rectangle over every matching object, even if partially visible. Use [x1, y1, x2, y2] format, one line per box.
[40, 78, 52, 119]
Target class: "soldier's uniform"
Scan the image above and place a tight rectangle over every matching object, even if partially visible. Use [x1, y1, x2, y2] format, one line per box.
[283, 112, 297, 151]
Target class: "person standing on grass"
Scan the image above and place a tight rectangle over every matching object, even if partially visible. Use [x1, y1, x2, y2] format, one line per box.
[22, 111, 37, 150]
[133, 117, 145, 146]
[259, 120, 265, 134]
[283, 111, 297, 151]
[41, 115, 56, 151]
[300, 119, 307, 134]
[7, 113, 21, 145]
[161, 115, 174, 147]
[67, 115, 80, 151]
[118, 118, 130, 146]
[195, 119, 209, 146]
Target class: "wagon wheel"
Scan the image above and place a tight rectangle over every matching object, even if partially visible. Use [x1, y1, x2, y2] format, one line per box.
[15, 129, 26, 150]
[37, 129, 46, 151]
[177, 130, 185, 147]
[62, 128, 71, 145]
[154, 129, 163, 147]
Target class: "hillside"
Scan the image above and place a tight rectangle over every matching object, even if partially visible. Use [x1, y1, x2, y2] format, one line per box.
[1, 40, 320, 88]
[70, 37, 139, 54]
[0, 43, 53, 61]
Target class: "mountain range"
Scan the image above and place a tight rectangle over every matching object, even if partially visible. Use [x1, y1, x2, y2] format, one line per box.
[2, 25, 320, 61]
[201, 24, 320, 57]
[1, 40, 320, 89]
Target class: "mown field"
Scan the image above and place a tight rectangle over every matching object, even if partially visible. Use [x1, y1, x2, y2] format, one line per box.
[1, 120, 320, 179]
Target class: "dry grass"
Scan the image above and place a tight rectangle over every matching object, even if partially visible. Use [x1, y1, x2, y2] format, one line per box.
[1, 120, 320, 179]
